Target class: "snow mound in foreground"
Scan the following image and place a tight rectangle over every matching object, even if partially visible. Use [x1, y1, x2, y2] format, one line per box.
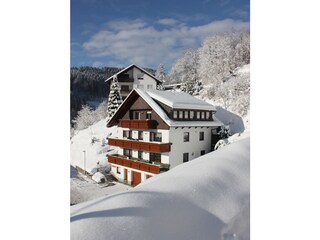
[71, 137, 250, 240]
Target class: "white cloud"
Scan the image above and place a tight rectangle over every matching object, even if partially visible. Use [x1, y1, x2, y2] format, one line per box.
[83, 19, 249, 68]
[157, 18, 179, 26]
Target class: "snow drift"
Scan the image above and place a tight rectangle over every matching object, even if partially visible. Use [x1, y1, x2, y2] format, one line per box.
[70, 137, 250, 240]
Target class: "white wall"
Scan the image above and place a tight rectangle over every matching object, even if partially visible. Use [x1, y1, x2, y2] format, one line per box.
[168, 127, 215, 168]
[132, 67, 157, 90]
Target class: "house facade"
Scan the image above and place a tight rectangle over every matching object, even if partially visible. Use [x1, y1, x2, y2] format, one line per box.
[106, 89, 223, 186]
[106, 64, 163, 100]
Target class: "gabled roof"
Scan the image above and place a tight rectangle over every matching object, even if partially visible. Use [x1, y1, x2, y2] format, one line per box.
[105, 64, 163, 83]
[107, 89, 223, 128]
[147, 90, 216, 111]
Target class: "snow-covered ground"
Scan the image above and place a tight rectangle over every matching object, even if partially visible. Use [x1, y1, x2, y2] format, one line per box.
[70, 137, 250, 240]
[70, 165, 132, 205]
[70, 119, 117, 174]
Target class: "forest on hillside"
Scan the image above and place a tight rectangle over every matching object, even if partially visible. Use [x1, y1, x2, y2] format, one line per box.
[70, 31, 250, 132]
[70, 66, 155, 124]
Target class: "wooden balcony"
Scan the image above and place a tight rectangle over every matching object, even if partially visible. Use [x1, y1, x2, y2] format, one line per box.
[120, 119, 157, 130]
[107, 154, 169, 174]
[108, 138, 171, 153]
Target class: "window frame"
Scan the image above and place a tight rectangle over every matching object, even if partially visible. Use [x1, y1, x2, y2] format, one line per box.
[183, 132, 189, 142]
[183, 153, 189, 162]
[199, 131, 204, 141]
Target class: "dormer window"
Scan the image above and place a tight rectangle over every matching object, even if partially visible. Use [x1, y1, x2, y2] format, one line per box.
[184, 111, 189, 119]
[190, 111, 194, 119]
[173, 111, 178, 119]
[179, 111, 183, 119]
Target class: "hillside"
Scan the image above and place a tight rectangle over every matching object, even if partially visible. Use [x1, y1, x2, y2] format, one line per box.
[70, 66, 156, 124]
[71, 137, 250, 240]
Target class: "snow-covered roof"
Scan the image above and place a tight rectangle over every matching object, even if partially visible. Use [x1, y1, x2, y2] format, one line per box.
[105, 64, 163, 83]
[107, 88, 223, 128]
[134, 89, 222, 127]
[146, 90, 216, 111]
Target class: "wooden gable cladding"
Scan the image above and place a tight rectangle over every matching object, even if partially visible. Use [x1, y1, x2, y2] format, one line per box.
[108, 138, 172, 153]
[107, 89, 169, 130]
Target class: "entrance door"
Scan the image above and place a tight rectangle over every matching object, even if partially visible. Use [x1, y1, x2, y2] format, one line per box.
[132, 171, 141, 186]
[124, 169, 127, 182]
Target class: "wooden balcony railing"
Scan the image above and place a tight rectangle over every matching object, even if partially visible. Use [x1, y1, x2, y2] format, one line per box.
[108, 138, 171, 153]
[107, 154, 170, 174]
[120, 119, 157, 130]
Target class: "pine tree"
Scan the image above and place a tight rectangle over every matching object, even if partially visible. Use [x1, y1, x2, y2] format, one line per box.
[106, 76, 123, 122]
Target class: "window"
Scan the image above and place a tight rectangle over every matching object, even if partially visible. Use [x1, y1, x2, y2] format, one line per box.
[150, 132, 162, 142]
[138, 150, 143, 159]
[123, 130, 131, 139]
[183, 153, 189, 162]
[147, 84, 153, 90]
[124, 149, 132, 158]
[190, 111, 194, 119]
[201, 112, 205, 119]
[150, 153, 161, 163]
[134, 112, 140, 120]
[197, 112, 200, 119]
[200, 150, 205, 156]
[138, 131, 143, 140]
[146, 111, 152, 120]
[116, 167, 121, 174]
[173, 111, 178, 119]
[184, 111, 189, 119]
[206, 112, 210, 119]
[137, 73, 144, 79]
[199, 132, 204, 141]
[179, 111, 183, 119]
[184, 132, 189, 142]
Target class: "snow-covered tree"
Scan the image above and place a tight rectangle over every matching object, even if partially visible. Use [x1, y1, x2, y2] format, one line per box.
[106, 76, 123, 122]
[169, 48, 202, 95]
[72, 105, 96, 130]
[198, 31, 250, 95]
[155, 63, 166, 83]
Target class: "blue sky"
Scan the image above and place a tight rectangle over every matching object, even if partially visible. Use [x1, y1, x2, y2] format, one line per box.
[71, 0, 250, 70]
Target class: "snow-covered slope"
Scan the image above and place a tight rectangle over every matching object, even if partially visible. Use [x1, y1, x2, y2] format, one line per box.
[70, 119, 117, 174]
[70, 137, 250, 240]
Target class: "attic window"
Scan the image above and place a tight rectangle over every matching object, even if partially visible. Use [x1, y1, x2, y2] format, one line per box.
[190, 111, 194, 119]
[173, 111, 178, 119]
[206, 112, 210, 119]
[179, 111, 183, 119]
[137, 73, 144, 80]
[184, 111, 189, 119]
[201, 112, 205, 119]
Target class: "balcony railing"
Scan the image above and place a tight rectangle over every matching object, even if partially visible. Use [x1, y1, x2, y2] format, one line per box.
[108, 154, 170, 173]
[108, 138, 171, 153]
[120, 119, 157, 130]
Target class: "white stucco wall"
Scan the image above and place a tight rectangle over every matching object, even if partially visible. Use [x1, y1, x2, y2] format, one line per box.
[132, 67, 157, 90]
[168, 127, 214, 168]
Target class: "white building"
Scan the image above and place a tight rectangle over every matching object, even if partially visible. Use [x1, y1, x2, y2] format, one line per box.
[107, 89, 223, 186]
[105, 64, 163, 100]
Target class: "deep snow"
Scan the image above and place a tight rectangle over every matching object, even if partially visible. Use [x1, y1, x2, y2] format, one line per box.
[71, 137, 250, 240]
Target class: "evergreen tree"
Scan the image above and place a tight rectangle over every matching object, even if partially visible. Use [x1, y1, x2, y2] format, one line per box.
[106, 76, 123, 122]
